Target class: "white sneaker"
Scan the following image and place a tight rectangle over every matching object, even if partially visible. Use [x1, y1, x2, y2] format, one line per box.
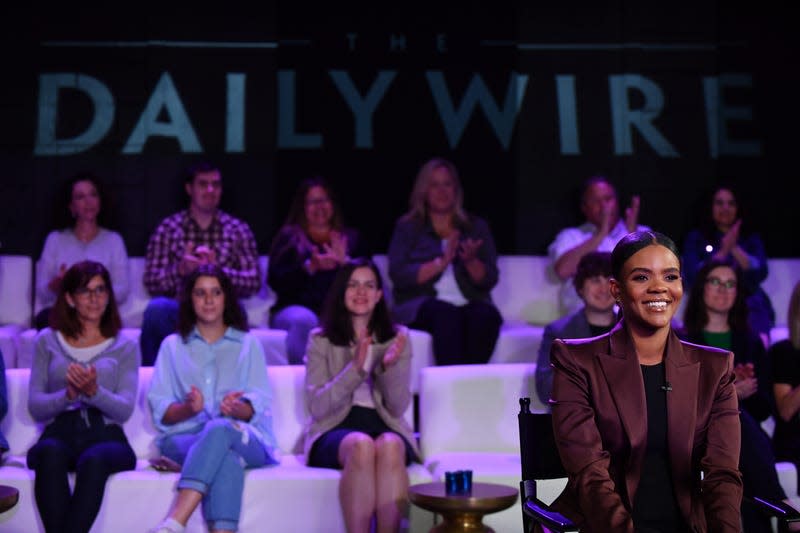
[148, 518, 185, 533]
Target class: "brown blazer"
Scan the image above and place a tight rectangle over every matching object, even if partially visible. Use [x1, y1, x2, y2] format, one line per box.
[549, 321, 743, 533]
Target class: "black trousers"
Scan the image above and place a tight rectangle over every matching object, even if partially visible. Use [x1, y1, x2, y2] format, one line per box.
[411, 298, 502, 365]
[27, 408, 137, 533]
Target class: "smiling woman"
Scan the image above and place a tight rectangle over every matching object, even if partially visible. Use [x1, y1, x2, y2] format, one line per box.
[35, 172, 130, 330]
[147, 264, 278, 533]
[27, 260, 139, 533]
[267, 176, 366, 364]
[301, 257, 421, 533]
[548, 231, 743, 532]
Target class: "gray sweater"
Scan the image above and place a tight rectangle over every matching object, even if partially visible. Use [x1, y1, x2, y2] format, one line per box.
[28, 328, 139, 425]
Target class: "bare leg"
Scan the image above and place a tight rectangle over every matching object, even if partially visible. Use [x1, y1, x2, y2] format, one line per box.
[338, 432, 377, 533]
[166, 488, 204, 525]
[374, 433, 409, 533]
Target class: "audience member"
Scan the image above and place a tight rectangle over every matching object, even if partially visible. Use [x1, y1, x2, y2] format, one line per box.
[548, 175, 648, 316]
[387, 157, 502, 365]
[771, 281, 800, 489]
[535, 251, 616, 407]
[267, 176, 365, 364]
[302, 258, 420, 533]
[148, 265, 277, 533]
[35, 172, 129, 330]
[27, 260, 139, 533]
[549, 231, 742, 531]
[682, 183, 774, 345]
[140, 162, 260, 366]
[682, 256, 785, 533]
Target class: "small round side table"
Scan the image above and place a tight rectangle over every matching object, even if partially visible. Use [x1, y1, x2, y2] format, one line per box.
[408, 481, 518, 532]
[0, 484, 19, 513]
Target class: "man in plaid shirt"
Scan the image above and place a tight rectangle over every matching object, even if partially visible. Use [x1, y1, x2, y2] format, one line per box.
[139, 162, 261, 364]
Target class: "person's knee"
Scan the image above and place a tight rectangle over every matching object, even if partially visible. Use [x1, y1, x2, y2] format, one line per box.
[340, 433, 376, 469]
[375, 433, 406, 467]
[143, 297, 179, 322]
[29, 440, 69, 470]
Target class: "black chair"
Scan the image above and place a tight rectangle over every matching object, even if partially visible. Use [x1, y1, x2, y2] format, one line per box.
[517, 397, 800, 533]
[518, 397, 577, 532]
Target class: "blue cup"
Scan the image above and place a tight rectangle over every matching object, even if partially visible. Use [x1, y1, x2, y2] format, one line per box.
[445, 471, 458, 495]
[457, 470, 472, 494]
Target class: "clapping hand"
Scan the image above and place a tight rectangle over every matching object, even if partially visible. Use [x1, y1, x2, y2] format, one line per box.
[355, 329, 372, 371]
[329, 231, 349, 264]
[382, 330, 407, 368]
[624, 195, 641, 233]
[719, 219, 741, 257]
[458, 238, 483, 264]
[442, 231, 461, 266]
[66, 363, 97, 398]
[310, 245, 341, 272]
[178, 242, 202, 276]
[194, 245, 217, 265]
[221, 391, 254, 421]
[48, 264, 68, 293]
[734, 362, 757, 399]
[185, 385, 204, 414]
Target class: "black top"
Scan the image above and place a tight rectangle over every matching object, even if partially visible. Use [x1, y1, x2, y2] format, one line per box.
[632, 362, 687, 533]
[770, 339, 800, 455]
[267, 225, 365, 315]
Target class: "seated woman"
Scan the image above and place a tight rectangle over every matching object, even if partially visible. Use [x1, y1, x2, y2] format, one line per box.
[770, 281, 800, 489]
[387, 157, 502, 365]
[682, 256, 787, 533]
[682, 183, 774, 345]
[302, 258, 421, 533]
[148, 265, 278, 533]
[27, 260, 139, 533]
[35, 172, 129, 330]
[267, 176, 365, 364]
[549, 230, 742, 531]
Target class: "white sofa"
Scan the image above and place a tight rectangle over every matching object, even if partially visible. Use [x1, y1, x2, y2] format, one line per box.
[416, 363, 545, 532]
[6, 254, 800, 372]
[0, 366, 436, 533]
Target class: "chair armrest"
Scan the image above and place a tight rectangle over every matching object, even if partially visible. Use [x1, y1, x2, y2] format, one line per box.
[523, 498, 579, 532]
[752, 497, 800, 523]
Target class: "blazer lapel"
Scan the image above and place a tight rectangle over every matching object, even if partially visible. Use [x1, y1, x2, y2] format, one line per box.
[664, 331, 700, 521]
[599, 326, 648, 504]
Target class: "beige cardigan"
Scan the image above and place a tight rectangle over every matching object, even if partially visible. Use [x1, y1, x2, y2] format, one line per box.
[299, 325, 422, 462]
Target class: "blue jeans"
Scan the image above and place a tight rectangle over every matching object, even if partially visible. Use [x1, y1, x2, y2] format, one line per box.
[160, 418, 276, 532]
[270, 305, 318, 365]
[140, 297, 179, 366]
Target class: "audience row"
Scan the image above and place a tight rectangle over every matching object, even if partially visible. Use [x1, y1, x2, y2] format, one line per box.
[30, 158, 778, 373]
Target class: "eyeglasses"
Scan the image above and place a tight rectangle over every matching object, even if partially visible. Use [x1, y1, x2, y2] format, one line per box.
[74, 285, 108, 298]
[705, 277, 737, 290]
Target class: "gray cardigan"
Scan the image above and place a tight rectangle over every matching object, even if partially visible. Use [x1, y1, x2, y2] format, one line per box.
[387, 214, 499, 325]
[300, 325, 421, 462]
[28, 328, 140, 425]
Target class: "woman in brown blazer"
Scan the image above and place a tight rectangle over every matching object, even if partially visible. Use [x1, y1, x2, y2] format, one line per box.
[549, 230, 742, 532]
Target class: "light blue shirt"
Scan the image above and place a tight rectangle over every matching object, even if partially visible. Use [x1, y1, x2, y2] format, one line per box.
[147, 327, 277, 453]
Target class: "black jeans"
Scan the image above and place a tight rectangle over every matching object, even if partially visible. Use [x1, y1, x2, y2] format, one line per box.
[411, 298, 502, 365]
[27, 408, 137, 533]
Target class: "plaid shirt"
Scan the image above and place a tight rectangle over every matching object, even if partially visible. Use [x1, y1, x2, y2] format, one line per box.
[143, 210, 261, 298]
